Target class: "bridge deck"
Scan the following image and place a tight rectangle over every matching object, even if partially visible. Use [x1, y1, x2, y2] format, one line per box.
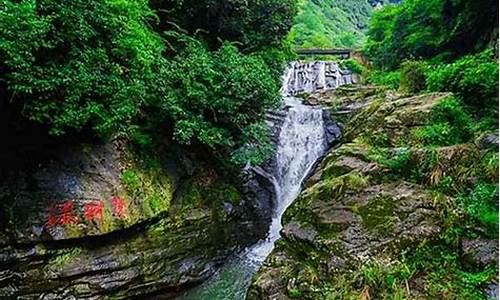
[295, 48, 353, 57]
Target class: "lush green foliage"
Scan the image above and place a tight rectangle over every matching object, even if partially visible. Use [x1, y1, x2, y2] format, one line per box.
[398, 60, 426, 94]
[406, 245, 497, 299]
[0, 0, 294, 165]
[458, 183, 499, 237]
[414, 97, 473, 146]
[288, 0, 373, 48]
[340, 58, 367, 75]
[365, 69, 400, 89]
[151, 0, 298, 51]
[152, 36, 279, 164]
[365, 0, 498, 69]
[0, 0, 164, 136]
[426, 49, 499, 109]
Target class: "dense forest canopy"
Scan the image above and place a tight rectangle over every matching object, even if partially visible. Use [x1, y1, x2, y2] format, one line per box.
[0, 0, 297, 165]
[287, 0, 402, 49]
[151, 0, 297, 51]
[364, 0, 499, 69]
[362, 0, 498, 122]
[287, 0, 373, 48]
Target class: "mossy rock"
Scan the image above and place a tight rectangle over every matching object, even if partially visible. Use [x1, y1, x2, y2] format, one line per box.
[343, 92, 452, 147]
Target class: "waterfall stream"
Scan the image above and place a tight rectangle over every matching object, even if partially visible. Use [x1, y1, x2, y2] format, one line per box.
[177, 61, 354, 300]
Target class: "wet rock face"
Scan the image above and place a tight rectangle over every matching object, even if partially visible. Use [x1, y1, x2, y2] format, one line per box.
[247, 142, 443, 299]
[0, 142, 132, 244]
[342, 92, 453, 145]
[0, 214, 242, 299]
[461, 239, 499, 268]
[0, 138, 270, 298]
[247, 90, 497, 299]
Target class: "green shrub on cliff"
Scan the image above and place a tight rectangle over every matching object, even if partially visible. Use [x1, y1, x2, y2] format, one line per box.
[341, 58, 368, 76]
[365, 0, 498, 69]
[426, 49, 499, 109]
[413, 97, 473, 146]
[0, 0, 294, 164]
[399, 60, 427, 94]
[365, 70, 400, 89]
[458, 183, 499, 237]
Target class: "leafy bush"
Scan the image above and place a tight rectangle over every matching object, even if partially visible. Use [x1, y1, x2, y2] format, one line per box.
[364, 0, 498, 69]
[458, 183, 499, 237]
[413, 97, 473, 146]
[368, 147, 414, 179]
[481, 151, 499, 183]
[152, 36, 280, 164]
[408, 245, 497, 299]
[288, 287, 302, 298]
[366, 70, 400, 89]
[341, 58, 368, 76]
[399, 60, 427, 94]
[426, 49, 499, 109]
[0, 0, 164, 136]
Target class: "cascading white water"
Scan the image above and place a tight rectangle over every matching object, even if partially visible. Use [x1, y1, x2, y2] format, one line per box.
[177, 61, 353, 300]
[246, 96, 328, 262]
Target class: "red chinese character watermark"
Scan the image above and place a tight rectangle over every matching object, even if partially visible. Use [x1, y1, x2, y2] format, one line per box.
[46, 200, 78, 227]
[84, 200, 104, 222]
[59, 200, 78, 225]
[46, 196, 129, 227]
[111, 196, 128, 219]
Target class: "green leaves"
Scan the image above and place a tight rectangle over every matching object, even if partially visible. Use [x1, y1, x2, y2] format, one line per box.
[0, 0, 49, 69]
[426, 49, 499, 108]
[1, 0, 164, 136]
[1, 0, 290, 165]
[458, 183, 499, 237]
[153, 38, 280, 164]
[364, 0, 498, 69]
[151, 0, 298, 50]
[413, 97, 473, 146]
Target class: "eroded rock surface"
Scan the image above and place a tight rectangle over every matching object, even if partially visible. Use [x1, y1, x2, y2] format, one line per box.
[247, 88, 498, 300]
[0, 136, 269, 298]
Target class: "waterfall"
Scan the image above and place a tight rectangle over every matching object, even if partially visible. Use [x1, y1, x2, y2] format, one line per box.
[247, 96, 328, 261]
[284, 61, 356, 96]
[177, 61, 353, 300]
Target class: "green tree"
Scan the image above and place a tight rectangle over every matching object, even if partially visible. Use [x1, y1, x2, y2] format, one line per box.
[0, 0, 164, 136]
[1, 0, 289, 165]
[364, 0, 498, 69]
[150, 35, 279, 164]
[151, 0, 298, 51]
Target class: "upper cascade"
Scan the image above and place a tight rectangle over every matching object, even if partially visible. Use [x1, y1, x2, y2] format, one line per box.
[282, 61, 357, 96]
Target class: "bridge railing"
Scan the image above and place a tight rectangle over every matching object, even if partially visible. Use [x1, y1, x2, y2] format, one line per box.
[295, 48, 354, 58]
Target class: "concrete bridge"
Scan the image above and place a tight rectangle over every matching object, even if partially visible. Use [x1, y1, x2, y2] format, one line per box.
[295, 48, 354, 58]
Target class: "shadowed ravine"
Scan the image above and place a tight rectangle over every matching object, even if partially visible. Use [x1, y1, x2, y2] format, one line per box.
[177, 61, 356, 300]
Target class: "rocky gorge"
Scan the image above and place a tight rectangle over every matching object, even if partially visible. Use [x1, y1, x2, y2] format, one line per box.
[0, 60, 497, 300]
[0, 61, 356, 299]
[247, 85, 499, 299]
[0, 120, 272, 298]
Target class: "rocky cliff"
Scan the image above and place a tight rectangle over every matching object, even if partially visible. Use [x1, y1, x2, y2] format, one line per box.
[0, 120, 272, 298]
[247, 86, 499, 299]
